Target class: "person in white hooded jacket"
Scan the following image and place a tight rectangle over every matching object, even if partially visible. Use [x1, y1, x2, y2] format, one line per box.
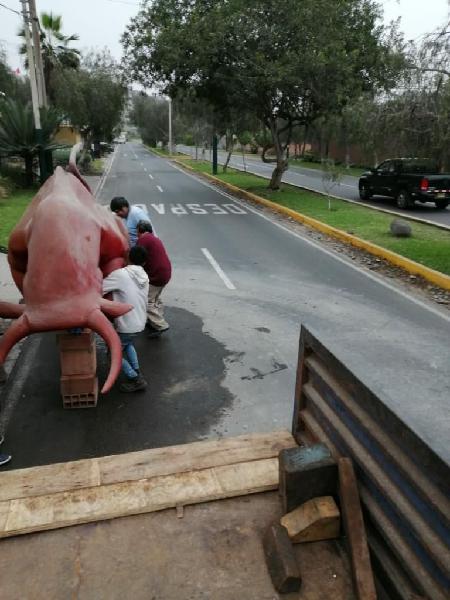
[103, 246, 150, 392]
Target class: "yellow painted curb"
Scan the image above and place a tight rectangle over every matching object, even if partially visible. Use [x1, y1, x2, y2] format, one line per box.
[174, 159, 450, 292]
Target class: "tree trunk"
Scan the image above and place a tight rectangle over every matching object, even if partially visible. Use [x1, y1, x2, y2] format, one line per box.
[223, 133, 233, 173]
[266, 118, 290, 190]
[268, 161, 287, 189]
[24, 154, 34, 187]
[301, 124, 309, 157]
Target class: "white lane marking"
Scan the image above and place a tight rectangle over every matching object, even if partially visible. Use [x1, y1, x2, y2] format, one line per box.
[95, 146, 118, 199]
[157, 185, 163, 192]
[201, 248, 236, 290]
[169, 162, 450, 323]
[149, 174, 154, 180]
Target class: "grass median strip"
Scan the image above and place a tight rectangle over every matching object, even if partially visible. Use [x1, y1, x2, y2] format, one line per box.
[0, 189, 34, 250]
[183, 160, 450, 277]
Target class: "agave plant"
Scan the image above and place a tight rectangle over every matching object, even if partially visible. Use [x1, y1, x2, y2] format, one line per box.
[0, 98, 64, 185]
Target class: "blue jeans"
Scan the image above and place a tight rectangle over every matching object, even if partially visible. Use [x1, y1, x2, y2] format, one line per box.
[118, 333, 139, 379]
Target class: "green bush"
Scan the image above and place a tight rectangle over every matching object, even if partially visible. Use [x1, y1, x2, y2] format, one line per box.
[182, 133, 194, 146]
[53, 148, 71, 167]
[0, 173, 15, 198]
[0, 161, 28, 188]
[78, 151, 92, 173]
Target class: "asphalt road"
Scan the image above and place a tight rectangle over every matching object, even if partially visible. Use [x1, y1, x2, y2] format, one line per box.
[177, 144, 450, 227]
[2, 142, 449, 469]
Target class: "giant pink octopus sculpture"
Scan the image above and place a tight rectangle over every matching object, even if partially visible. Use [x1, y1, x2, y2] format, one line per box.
[0, 146, 131, 393]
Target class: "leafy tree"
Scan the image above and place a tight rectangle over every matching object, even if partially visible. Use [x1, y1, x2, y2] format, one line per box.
[19, 12, 80, 103]
[172, 93, 215, 158]
[0, 49, 30, 104]
[0, 98, 63, 185]
[131, 93, 169, 147]
[52, 49, 126, 153]
[122, 0, 404, 189]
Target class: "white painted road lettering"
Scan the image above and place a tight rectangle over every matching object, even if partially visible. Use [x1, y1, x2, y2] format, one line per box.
[145, 203, 248, 216]
[201, 248, 236, 290]
[171, 204, 188, 215]
[204, 203, 228, 214]
[186, 203, 208, 214]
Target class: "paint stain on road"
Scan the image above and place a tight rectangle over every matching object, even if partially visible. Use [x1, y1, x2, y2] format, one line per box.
[241, 359, 288, 381]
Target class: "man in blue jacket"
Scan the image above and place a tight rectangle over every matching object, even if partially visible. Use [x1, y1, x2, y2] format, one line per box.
[110, 197, 154, 246]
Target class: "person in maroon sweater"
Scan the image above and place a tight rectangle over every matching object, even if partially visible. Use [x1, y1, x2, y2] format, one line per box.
[136, 220, 172, 338]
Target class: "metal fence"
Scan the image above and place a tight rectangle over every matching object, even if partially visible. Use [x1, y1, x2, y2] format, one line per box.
[292, 326, 450, 600]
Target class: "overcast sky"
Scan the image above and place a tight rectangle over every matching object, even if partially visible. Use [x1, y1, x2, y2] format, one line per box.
[0, 0, 449, 72]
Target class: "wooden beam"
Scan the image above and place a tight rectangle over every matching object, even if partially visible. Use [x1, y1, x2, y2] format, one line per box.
[0, 431, 295, 503]
[338, 457, 377, 600]
[0, 457, 279, 538]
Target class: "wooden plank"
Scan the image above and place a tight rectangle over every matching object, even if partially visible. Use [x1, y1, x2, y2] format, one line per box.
[0, 431, 294, 503]
[338, 457, 377, 600]
[263, 523, 302, 593]
[0, 457, 279, 538]
[0, 459, 101, 503]
[98, 430, 295, 485]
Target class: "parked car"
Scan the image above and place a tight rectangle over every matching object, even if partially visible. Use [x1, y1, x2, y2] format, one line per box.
[358, 158, 450, 210]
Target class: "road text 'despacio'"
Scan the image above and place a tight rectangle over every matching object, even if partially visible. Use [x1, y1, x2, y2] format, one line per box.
[148, 203, 248, 215]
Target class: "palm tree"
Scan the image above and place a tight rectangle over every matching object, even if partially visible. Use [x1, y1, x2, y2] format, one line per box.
[0, 98, 64, 185]
[19, 12, 80, 102]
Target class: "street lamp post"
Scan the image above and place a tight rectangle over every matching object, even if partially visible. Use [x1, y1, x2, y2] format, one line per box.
[168, 97, 173, 155]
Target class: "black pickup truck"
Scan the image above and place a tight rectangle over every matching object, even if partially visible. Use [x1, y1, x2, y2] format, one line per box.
[358, 158, 450, 210]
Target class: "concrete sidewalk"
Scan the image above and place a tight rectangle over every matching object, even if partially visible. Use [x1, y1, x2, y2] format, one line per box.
[0, 252, 21, 304]
[0, 253, 23, 387]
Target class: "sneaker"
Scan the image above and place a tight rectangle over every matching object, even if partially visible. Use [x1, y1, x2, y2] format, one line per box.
[119, 375, 148, 393]
[148, 326, 169, 339]
[0, 452, 11, 467]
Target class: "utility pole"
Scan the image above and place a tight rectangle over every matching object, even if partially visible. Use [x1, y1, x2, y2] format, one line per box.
[20, 0, 48, 182]
[168, 97, 173, 155]
[29, 0, 53, 177]
[29, 0, 47, 108]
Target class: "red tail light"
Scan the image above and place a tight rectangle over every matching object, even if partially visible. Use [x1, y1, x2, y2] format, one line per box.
[420, 178, 429, 191]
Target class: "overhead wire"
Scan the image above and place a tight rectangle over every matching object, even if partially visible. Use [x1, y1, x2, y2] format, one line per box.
[0, 1, 21, 16]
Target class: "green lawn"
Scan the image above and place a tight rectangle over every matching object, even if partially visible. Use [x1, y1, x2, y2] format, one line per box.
[184, 160, 450, 276]
[0, 189, 35, 249]
[89, 158, 104, 175]
[289, 159, 367, 178]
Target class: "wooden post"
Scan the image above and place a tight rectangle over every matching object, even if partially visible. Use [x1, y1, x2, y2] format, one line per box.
[338, 457, 377, 600]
